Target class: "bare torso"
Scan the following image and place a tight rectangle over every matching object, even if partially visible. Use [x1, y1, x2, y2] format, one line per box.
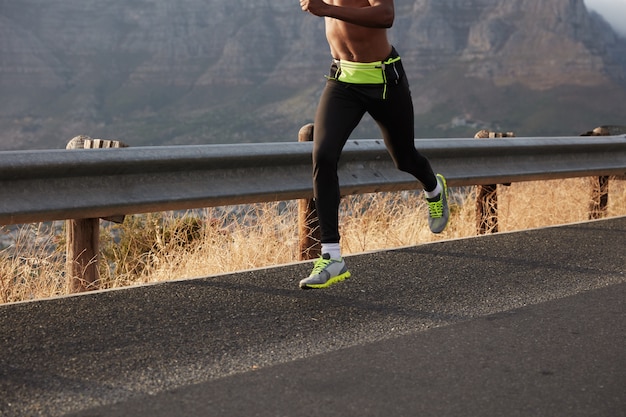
[324, 0, 392, 62]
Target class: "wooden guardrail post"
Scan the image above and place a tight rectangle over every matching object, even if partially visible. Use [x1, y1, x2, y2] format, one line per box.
[65, 136, 128, 292]
[580, 126, 626, 220]
[474, 130, 515, 234]
[297, 124, 321, 260]
[589, 174, 610, 220]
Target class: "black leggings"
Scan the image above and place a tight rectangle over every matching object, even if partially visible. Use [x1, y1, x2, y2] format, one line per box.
[313, 57, 437, 243]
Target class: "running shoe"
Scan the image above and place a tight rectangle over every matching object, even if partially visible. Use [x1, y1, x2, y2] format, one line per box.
[426, 173, 450, 234]
[299, 253, 351, 289]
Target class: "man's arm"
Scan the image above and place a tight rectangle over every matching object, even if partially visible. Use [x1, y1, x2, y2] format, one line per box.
[300, 0, 394, 28]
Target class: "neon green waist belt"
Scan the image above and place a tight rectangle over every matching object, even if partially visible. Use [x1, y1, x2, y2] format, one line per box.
[334, 56, 402, 84]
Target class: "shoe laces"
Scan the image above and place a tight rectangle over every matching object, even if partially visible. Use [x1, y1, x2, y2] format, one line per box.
[427, 196, 444, 218]
[311, 256, 333, 274]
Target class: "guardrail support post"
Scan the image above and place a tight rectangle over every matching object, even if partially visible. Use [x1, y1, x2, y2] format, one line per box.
[581, 127, 614, 220]
[297, 124, 321, 260]
[66, 218, 100, 292]
[475, 184, 499, 234]
[589, 176, 609, 220]
[474, 130, 515, 234]
[65, 136, 128, 292]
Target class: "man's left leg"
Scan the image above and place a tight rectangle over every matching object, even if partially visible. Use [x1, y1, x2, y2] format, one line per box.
[370, 77, 450, 233]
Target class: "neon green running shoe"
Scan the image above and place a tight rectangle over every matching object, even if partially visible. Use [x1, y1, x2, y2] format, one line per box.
[426, 173, 450, 234]
[299, 253, 351, 289]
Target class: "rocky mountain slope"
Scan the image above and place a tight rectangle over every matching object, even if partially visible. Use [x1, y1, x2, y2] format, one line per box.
[1, 0, 625, 150]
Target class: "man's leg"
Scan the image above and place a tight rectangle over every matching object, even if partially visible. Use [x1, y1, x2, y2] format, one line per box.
[369, 77, 450, 233]
[301, 81, 365, 289]
[312, 81, 366, 244]
[370, 77, 437, 190]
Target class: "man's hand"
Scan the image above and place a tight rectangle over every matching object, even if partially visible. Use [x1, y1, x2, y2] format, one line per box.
[300, 0, 394, 29]
[300, 0, 329, 17]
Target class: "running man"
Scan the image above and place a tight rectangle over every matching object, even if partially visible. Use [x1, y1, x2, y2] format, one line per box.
[298, 0, 449, 289]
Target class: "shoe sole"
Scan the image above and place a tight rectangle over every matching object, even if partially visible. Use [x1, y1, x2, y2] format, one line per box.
[299, 271, 351, 289]
[439, 173, 449, 232]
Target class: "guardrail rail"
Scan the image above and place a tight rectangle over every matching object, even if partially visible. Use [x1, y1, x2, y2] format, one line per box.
[1, 130, 625, 290]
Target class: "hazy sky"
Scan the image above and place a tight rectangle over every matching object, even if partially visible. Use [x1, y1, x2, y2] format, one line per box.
[584, 0, 626, 36]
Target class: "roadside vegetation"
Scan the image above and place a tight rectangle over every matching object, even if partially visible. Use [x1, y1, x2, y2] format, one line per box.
[1, 178, 625, 304]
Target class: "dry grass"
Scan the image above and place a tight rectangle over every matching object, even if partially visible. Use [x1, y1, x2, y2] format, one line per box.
[1, 178, 624, 304]
[0, 223, 66, 304]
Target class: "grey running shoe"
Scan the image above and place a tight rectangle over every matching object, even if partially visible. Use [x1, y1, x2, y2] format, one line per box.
[426, 173, 450, 234]
[299, 253, 351, 289]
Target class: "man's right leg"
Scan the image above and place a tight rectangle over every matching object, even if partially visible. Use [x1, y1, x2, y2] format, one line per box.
[312, 81, 365, 245]
[300, 81, 365, 289]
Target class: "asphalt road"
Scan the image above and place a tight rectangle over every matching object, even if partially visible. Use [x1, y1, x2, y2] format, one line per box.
[1, 217, 624, 417]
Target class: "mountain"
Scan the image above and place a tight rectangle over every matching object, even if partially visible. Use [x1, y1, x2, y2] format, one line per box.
[1, 0, 625, 150]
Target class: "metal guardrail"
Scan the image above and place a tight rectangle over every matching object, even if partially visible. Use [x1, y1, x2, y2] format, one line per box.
[1, 136, 625, 226]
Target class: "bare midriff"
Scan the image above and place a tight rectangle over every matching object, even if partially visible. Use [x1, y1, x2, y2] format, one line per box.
[324, 0, 393, 62]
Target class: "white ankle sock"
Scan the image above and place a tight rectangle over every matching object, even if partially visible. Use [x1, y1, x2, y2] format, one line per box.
[321, 243, 341, 259]
[425, 182, 442, 199]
